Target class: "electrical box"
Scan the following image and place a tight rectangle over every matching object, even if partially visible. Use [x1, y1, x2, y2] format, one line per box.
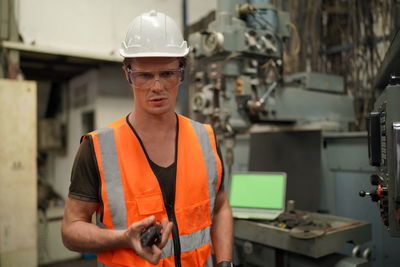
[39, 119, 64, 151]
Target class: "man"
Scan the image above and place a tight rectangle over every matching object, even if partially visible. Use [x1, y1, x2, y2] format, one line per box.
[62, 10, 233, 267]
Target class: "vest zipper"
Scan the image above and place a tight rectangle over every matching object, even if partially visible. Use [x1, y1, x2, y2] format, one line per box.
[149, 175, 182, 266]
[166, 204, 182, 267]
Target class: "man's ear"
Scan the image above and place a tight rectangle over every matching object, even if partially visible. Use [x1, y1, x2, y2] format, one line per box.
[124, 67, 132, 84]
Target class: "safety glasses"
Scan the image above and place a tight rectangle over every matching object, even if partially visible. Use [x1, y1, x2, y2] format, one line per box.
[127, 67, 184, 89]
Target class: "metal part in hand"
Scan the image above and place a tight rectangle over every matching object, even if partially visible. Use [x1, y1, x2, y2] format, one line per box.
[140, 222, 162, 247]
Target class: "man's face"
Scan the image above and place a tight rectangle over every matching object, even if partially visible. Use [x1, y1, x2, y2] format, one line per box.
[126, 57, 181, 116]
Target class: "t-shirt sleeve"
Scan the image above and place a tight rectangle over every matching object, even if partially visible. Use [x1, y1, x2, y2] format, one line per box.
[216, 144, 225, 191]
[68, 136, 100, 202]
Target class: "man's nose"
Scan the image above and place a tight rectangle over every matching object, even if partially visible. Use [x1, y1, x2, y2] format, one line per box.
[152, 74, 163, 90]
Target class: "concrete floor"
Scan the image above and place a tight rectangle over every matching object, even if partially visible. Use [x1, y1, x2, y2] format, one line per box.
[40, 258, 97, 267]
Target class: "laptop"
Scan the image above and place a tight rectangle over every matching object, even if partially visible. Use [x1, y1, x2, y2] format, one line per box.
[229, 172, 287, 220]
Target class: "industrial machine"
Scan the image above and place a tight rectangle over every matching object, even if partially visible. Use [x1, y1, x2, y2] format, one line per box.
[361, 29, 400, 237]
[189, 0, 354, 135]
[188, 0, 376, 266]
[188, 0, 355, 210]
[234, 212, 371, 267]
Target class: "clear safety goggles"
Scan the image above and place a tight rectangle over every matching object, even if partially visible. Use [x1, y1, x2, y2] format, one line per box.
[127, 67, 184, 89]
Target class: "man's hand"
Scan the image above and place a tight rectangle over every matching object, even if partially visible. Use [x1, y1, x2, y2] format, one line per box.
[124, 216, 173, 265]
[62, 198, 173, 263]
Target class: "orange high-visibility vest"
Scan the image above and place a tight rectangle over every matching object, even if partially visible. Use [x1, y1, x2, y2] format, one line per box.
[87, 114, 223, 267]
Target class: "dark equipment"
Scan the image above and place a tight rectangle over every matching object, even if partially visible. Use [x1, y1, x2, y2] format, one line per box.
[140, 222, 162, 247]
[361, 28, 400, 237]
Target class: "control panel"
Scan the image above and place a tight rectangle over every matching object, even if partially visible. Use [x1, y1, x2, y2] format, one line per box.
[361, 83, 400, 237]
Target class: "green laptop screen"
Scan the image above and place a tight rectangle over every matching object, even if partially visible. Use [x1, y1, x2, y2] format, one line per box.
[229, 173, 285, 209]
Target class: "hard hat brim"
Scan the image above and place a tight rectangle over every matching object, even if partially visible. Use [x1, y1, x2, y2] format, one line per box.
[119, 48, 190, 58]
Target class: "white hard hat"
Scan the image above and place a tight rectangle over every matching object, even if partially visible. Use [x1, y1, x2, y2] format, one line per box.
[120, 10, 189, 58]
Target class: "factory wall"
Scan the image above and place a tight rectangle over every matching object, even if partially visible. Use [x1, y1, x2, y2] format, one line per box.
[16, 0, 216, 58]
[52, 72, 95, 199]
[96, 96, 132, 129]
[49, 66, 132, 199]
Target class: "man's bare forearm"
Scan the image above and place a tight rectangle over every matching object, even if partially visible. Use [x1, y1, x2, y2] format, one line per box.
[211, 190, 233, 263]
[61, 198, 128, 252]
[62, 219, 127, 252]
[62, 197, 173, 265]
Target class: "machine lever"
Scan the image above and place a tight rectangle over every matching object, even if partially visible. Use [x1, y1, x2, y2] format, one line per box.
[259, 82, 277, 104]
[247, 82, 278, 115]
[359, 190, 380, 202]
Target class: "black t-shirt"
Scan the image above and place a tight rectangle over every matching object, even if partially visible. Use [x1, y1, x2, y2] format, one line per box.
[68, 117, 224, 205]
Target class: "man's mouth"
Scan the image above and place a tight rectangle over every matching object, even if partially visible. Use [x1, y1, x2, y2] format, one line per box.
[149, 96, 167, 106]
[150, 97, 166, 102]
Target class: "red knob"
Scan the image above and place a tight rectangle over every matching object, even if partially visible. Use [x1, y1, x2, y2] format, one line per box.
[377, 184, 383, 197]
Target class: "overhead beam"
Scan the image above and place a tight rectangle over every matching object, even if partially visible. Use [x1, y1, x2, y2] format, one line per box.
[1, 40, 122, 63]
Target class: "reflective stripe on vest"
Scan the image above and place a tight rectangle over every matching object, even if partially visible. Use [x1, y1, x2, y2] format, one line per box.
[161, 225, 211, 258]
[92, 115, 220, 264]
[95, 127, 126, 229]
[189, 120, 218, 220]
